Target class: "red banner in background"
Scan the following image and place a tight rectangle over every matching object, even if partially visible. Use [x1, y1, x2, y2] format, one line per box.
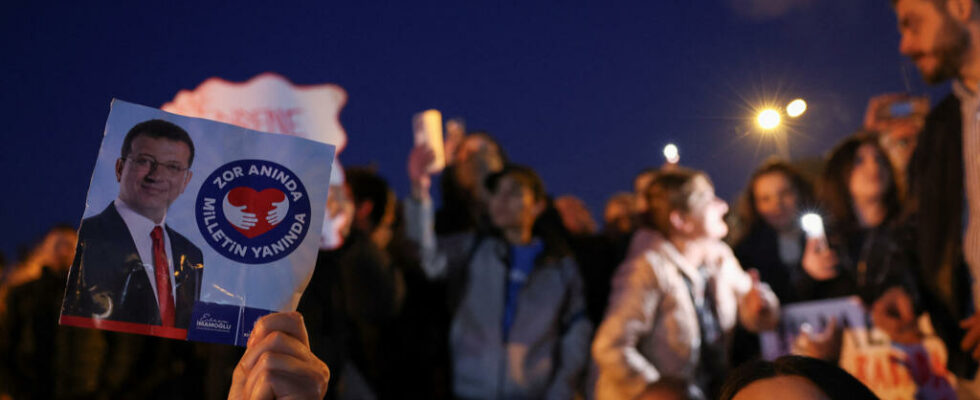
[162, 72, 347, 151]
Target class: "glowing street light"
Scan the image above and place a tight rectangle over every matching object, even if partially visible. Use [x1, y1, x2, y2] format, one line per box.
[756, 109, 781, 130]
[786, 99, 807, 118]
[663, 143, 680, 164]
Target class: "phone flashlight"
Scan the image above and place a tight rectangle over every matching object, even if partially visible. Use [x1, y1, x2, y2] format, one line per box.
[801, 213, 825, 239]
[663, 143, 679, 164]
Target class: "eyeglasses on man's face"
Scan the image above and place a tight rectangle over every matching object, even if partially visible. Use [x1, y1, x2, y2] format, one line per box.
[122, 156, 188, 177]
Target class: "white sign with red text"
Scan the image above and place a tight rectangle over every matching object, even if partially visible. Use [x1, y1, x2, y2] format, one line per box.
[760, 297, 956, 400]
[162, 72, 347, 150]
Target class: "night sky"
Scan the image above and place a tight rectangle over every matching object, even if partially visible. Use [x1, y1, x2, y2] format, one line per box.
[0, 1, 949, 260]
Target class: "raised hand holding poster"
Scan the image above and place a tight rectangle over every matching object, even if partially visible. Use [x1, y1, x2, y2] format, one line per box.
[60, 99, 334, 346]
[760, 296, 956, 399]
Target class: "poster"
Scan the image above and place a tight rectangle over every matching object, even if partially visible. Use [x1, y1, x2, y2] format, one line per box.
[760, 296, 956, 399]
[162, 72, 348, 249]
[60, 99, 335, 346]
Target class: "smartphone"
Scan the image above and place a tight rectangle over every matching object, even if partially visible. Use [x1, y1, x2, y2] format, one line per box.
[877, 95, 928, 120]
[889, 101, 915, 118]
[413, 109, 446, 173]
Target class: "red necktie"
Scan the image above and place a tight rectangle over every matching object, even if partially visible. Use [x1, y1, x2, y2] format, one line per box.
[150, 226, 175, 327]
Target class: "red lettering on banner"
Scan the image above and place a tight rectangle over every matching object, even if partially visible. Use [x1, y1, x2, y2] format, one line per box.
[873, 356, 887, 386]
[930, 351, 947, 375]
[855, 354, 868, 382]
[889, 357, 903, 386]
[283, 108, 302, 135]
[205, 108, 304, 135]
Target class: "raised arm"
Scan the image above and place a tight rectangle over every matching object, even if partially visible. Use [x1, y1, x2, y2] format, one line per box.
[403, 144, 472, 279]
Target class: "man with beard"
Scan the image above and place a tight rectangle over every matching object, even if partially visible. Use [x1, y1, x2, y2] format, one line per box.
[874, 1, 980, 397]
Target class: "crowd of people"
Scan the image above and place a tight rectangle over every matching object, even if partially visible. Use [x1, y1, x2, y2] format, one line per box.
[5, 0, 980, 398]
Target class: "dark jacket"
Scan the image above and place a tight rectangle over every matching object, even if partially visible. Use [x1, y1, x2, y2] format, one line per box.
[1, 266, 225, 400]
[62, 203, 203, 329]
[905, 93, 978, 378]
[734, 225, 810, 304]
[298, 230, 406, 399]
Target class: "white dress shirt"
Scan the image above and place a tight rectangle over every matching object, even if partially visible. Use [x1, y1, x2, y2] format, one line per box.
[113, 198, 177, 308]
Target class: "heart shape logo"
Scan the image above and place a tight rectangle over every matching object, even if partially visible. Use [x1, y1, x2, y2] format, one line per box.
[224, 187, 288, 238]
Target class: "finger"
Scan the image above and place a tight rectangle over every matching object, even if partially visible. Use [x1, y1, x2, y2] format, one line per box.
[244, 365, 273, 400]
[962, 325, 980, 352]
[249, 312, 309, 349]
[228, 357, 248, 400]
[422, 149, 436, 164]
[245, 354, 326, 400]
[240, 328, 312, 372]
[805, 238, 819, 252]
[871, 303, 900, 334]
[961, 315, 980, 329]
[747, 268, 760, 285]
[244, 353, 302, 398]
[895, 292, 915, 322]
[828, 317, 838, 330]
[241, 312, 310, 371]
[414, 143, 435, 158]
[817, 318, 838, 341]
[248, 371, 325, 400]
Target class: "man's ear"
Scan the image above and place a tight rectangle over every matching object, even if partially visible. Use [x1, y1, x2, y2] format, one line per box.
[947, 0, 974, 23]
[669, 210, 690, 234]
[115, 158, 124, 182]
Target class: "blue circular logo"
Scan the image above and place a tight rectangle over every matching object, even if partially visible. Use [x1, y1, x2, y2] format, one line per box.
[195, 159, 312, 264]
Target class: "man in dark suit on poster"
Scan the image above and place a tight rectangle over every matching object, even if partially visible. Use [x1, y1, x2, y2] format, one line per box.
[62, 119, 203, 332]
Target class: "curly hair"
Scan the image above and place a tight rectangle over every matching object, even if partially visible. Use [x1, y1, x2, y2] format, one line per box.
[817, 132, 901, 233]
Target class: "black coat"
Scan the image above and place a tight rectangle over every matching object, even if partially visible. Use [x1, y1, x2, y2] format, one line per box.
[905, 93, 978, 378]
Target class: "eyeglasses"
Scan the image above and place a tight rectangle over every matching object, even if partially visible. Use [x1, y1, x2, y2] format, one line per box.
[123, 156, 188, 177]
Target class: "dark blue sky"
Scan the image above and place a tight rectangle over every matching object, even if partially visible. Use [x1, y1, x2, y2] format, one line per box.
[0, 1, 947, 259]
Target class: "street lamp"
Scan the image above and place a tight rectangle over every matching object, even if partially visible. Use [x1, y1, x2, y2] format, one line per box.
[756, 109, 781, 130]
[786, 99, 807, 118]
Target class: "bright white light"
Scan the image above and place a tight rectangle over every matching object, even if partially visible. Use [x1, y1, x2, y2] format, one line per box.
[801, 213, 825, 239]
[757, 109, 781, 130]
[663, 143, 679, 164]
[787, 99, 807, 118]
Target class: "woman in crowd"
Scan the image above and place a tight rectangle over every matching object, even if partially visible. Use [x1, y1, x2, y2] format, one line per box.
[791, 132, 917, 361]
[810, 132, 909, 304]
[592, 167, 779, 400]
[732, 160, 817, 304]
[405, 145, 592, 399]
